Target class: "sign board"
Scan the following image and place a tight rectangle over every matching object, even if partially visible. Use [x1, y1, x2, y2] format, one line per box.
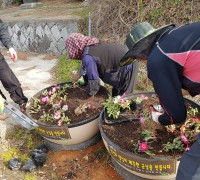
[108, 144, 176, 175]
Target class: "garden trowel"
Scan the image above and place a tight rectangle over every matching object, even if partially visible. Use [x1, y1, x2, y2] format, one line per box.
[0, 90, 38, 130]
[105, 116, 140, 125]
[4, 100, 39, 130]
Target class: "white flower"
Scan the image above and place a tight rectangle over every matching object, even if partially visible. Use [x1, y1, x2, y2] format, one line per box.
[72, 70, 78, 75]
[62, 105, 69, 111]
[113, 96, 121, 104]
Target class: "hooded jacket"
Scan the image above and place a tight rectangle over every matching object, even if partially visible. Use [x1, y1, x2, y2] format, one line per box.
[148, 22, 200, 125]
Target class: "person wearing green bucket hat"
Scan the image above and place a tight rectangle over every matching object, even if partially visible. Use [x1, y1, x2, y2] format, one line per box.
[121, 21, 200, 180]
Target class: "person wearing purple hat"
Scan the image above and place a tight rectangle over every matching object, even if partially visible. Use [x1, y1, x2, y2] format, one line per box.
[120, 21, 200, 180]
[66, 33, 139, 97]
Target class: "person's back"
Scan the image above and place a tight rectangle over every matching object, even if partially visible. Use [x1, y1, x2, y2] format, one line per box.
[119, 21, 200, 180]
[86, 42, 128, 86]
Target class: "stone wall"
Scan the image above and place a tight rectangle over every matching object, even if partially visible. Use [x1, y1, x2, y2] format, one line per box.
[0, 19, 79, 55]
[0, 0, 14, 7]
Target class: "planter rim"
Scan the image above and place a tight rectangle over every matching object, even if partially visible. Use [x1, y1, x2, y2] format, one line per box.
[27, 82, 109, 128]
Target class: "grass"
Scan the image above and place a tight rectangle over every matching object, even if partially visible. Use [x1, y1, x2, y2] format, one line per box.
[0, 128, 43, 166]
[54, 56, 153, 92]
[55, 53, 81, 83]
[24, 174, 37, 180]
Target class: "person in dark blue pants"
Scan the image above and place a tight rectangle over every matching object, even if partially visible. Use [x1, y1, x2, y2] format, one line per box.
[66, 33, 139, 97]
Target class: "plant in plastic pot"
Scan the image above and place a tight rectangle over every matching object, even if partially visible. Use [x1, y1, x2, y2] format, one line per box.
[27, 70, 108, 151]
[99, 92, 200, 179]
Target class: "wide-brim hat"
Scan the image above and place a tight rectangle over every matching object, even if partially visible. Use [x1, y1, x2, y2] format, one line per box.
[120, 22, 175, 66]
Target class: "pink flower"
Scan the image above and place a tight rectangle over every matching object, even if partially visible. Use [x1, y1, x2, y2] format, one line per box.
[120, 98, 125, 104]
[180, 134, 189, 144]
[54, 111, 61, 120]
[48, 90, 52, 96]
[139, 116, 144, 124]
[41, 96, 49, 103]
[51, 87, 56, 93]
[141, 94, 148, 100]
[57, 120, 62, 126]
[191, 118, 200, 123]
[139, 142, 149, 151]
[184, 145, 190, 151]
[55, 85, 60, 90]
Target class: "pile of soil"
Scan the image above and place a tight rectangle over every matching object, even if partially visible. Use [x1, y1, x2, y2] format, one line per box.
[102, 94, 200, 158]
[28, 84, 108, 125]
[42, 141, 123, 180]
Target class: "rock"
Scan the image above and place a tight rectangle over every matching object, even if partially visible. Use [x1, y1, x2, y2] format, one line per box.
[31, 150, 47, 167]
[8, 158, 22, 171]
[35, 144, 49, 154]
[22, 159, 36, 172]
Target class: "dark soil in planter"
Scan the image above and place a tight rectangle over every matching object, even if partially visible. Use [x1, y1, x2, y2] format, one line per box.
[28, 85, 108, 125]
[102, 95, 200, 158]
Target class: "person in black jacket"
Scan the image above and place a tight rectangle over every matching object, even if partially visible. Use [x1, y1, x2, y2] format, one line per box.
[66, 33, 139, 97]
[0, 19, 28, 112]
[120, 21, 200, 180]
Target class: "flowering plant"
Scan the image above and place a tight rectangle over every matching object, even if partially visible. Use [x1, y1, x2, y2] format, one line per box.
[131, 97, 200, 157]
[28, 70, 99, 126]
[103, 95, 131, 119]
[29, 83, 72, 126]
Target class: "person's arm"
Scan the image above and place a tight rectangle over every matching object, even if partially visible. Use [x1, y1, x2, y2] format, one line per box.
[82, 54, 100, 96]
[148, 51, 187, 125]
[0, 19, 17, 61]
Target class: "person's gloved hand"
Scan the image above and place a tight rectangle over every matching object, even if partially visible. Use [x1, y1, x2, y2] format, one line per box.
[9, 47, 17, 61]
[151, 111, 162, 124]
[78, 76, 85, 86]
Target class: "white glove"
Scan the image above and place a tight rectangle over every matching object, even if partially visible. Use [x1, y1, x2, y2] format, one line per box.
[151, 111, 163, 124]
[9, 47, 17, 61]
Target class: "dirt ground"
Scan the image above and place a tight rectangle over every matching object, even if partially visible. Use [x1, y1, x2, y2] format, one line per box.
[0, 137, 123, 180]
[43, 141, 123, 180]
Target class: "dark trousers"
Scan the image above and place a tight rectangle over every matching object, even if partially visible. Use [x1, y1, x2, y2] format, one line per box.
[0, 54, 28, 105]
[112, 60, 139, 97]
[176, 133, 200, 180]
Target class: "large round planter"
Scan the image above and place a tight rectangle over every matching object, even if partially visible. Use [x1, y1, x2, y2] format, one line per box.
[27, 82, 109, 151]
[99, 92, 200, 180]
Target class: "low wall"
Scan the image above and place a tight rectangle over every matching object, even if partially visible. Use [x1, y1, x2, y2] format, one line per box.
[0, 19, 79, 55]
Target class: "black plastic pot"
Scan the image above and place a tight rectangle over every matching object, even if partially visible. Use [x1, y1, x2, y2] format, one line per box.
[27, 82, 109, 151]
[99, 92, 200, 180]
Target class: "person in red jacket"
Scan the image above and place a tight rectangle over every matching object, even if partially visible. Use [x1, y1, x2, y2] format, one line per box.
[0, 19, 28, 112]
[66, 33, 139, 97]
[120, 21, 200, 180]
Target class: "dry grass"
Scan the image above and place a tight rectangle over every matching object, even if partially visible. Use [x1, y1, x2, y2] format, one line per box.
[91, 0, 200, 43]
